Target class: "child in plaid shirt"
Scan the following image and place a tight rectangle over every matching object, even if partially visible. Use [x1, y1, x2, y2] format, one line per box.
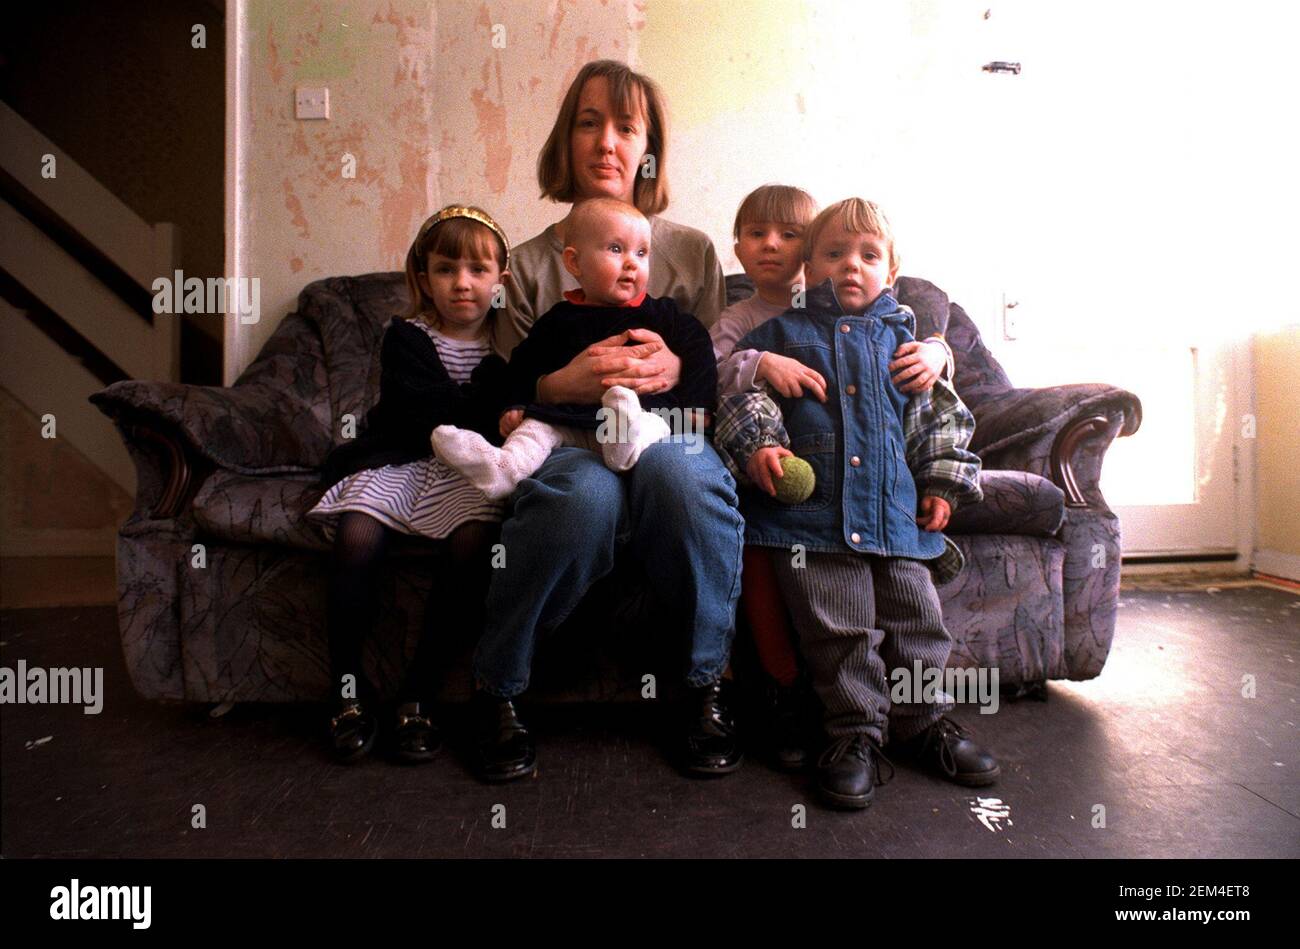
[715, 198, 1000, 810]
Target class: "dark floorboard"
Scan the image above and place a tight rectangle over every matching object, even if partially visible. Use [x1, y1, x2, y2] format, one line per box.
[2, 585, 1297, 858]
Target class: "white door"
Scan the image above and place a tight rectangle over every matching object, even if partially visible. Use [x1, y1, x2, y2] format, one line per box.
[928, 0, 1297, 557]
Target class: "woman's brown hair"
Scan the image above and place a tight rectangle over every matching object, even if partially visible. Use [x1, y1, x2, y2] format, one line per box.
[537, 59, 670, 216]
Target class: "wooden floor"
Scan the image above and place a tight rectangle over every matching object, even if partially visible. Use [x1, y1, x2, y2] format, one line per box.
[1, 583, 1297, 858]
[0, 557, 116, 610]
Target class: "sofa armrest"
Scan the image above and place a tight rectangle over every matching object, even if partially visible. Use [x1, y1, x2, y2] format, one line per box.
[128, 420, 202, 518]
[972, 383, 1141, 511]
[970, 383, 1141, 456]
[90, 376, 333, 476]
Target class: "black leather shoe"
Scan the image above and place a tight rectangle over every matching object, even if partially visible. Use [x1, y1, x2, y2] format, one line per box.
[393, 702, 442, 764]
[816, 734, 893, 810]
[681, 681, 743, 776]
[768, 682, 811, 772]
[471, 691, 537, 783]
[891, 716, 1000, 787]
[328, 700, 377, 764]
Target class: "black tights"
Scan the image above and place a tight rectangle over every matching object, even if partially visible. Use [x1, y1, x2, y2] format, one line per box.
[327, 511, 499, 706]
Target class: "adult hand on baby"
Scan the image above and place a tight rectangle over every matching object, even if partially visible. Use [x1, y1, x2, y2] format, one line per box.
[499, 409, 524, 438]
[757, 353, 827, 402]
[537, 330, 678, 403]
[537, 332, 630, 403]
[917, 495, 951, 531]
[596, 328, 681, 395]
[746, 445, 794, 498]
[889, 339, 947, 393]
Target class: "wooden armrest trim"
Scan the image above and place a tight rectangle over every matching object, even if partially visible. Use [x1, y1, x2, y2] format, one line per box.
[129, 424, 194, 519]
[1050, 415, 1110, 509]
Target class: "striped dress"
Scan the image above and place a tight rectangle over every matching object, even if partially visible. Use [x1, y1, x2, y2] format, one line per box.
[306, 322, 506, 541]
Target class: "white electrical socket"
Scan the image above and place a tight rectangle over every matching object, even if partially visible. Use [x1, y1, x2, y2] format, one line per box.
[295, 87, 329, 120]
[1002, 293, 1020, 340]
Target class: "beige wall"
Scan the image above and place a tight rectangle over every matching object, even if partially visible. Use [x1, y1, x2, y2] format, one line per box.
[229, 0, 642, 378]
[230, 0, 1016, 377]
[230, 0, 1299, 376]
[1254, 326, 1300, 573]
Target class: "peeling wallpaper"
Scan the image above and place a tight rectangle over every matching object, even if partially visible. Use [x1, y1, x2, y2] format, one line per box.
[231, 0, 1033, 378]
[232, 0, 643, 378]
[231, 0, 1299, 388]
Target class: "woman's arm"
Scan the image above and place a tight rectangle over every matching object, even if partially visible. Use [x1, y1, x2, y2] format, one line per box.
[693, 240, 727, 329]
[535, 330, 679, 404]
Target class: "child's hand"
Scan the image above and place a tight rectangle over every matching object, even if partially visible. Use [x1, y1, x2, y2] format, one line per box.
[746, 446, 794, 497]
[889, 339, 946, 393]
[757, 353, 827, 402]
[499, 409, 524, 438]
[917, 495, 951, 531]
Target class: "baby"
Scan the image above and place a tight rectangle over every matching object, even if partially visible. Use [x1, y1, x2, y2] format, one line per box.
[432, 198, 717, 499]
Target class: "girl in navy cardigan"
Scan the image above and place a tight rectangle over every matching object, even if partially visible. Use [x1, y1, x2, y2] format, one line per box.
[307, 206, 512, 764]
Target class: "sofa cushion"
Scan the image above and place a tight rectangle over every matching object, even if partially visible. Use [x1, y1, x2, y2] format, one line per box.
[192, 472, 333, 551]
[190, 471, 494, 558]
[946, 470, 1065, 537]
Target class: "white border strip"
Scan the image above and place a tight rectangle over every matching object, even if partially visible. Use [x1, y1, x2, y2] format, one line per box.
[223, 0, 247, 386]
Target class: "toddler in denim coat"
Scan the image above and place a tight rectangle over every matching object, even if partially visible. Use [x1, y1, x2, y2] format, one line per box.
[716, 198, 1000, 810]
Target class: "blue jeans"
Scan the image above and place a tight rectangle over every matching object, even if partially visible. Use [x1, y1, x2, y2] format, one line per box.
[473, 438, 745, 698]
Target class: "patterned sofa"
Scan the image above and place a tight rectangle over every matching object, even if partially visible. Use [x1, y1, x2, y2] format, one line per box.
[89, 272, 1140, 705]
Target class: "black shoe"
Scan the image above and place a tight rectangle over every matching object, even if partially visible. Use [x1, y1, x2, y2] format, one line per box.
[393, 701, 442, 764]
[328, 700, 378, 764]
[816, 734, 893, 810]
[891, 716, 1000, 787]
[767, 681, 811, 772]
[681, 681, 743, 776]
[470, 691, 537, 783]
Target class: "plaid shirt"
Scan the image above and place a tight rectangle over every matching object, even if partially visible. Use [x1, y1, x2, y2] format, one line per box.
[713, 295, 982, 585]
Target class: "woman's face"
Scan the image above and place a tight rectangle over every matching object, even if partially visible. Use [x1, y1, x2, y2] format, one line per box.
[568, 76, 649, 205]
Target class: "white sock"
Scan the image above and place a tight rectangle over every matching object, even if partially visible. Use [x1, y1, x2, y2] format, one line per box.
[431, 421, 562, 500]
[599, 386, 671, 472]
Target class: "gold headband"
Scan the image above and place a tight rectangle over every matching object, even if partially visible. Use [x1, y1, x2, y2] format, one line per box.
[414, 205, 511, 271]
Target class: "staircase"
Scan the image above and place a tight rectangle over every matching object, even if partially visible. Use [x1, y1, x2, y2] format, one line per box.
[0, 100, 180, 506]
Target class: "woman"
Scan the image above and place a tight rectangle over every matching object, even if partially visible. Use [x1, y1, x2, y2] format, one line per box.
[468, 60, 745, 782]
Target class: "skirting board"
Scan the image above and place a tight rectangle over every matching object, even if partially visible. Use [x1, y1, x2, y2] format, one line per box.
[1253, 549, 1300, 583]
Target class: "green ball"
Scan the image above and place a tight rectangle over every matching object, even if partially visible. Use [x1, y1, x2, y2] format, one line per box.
[773, 455, 816, 504]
